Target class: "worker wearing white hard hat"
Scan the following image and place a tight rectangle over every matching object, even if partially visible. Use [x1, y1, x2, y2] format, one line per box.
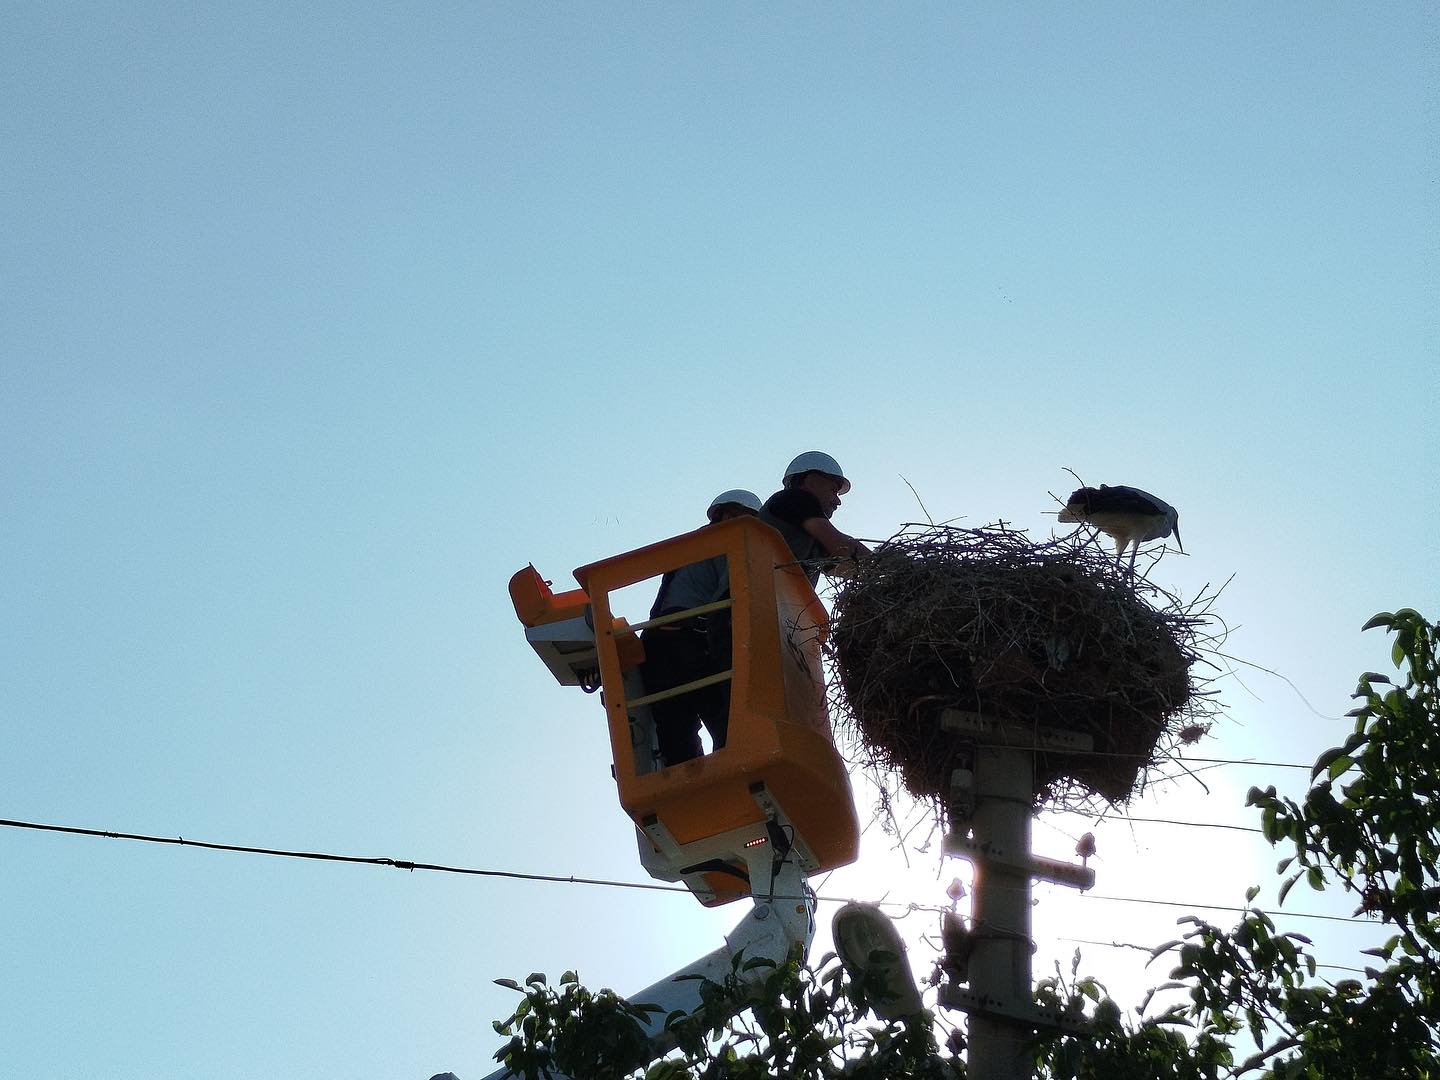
[706, 488, 764, 524]
[641, 489, 763, 765]
[759, 451, 870, 586]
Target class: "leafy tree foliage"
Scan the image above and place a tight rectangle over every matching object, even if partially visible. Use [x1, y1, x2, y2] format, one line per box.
[491, 971, 658, 1080]
[491, 610, 1439, 1079]
[492, 953, 960, 1079]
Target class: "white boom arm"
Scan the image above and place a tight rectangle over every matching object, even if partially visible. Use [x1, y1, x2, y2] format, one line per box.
[481, 859, 814, 1080]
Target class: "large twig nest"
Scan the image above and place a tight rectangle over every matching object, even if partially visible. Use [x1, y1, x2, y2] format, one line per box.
[826, 524, 1217, 814]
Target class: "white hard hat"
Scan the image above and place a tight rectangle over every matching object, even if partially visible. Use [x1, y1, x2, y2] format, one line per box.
[783, 451, 851, 495]
[706, 488, 763, 523]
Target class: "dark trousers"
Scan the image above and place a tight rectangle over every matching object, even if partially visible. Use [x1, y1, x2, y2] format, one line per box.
[640, 621, 731, 766]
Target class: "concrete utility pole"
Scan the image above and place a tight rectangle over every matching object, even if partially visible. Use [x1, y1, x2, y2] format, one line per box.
[937, 711, 1095, 1080]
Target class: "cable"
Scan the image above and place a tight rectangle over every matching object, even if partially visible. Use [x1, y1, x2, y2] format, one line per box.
[1075, 891, 1371, 926]
[1056, 936, 1370, 974]
[1, 815, 688, 888]
[1063, 750, 1312, 770]
[908, 742, 1315, 770]
[1172, 756, 1311, 771]
[1048, 808, 1263, 835]
[1056, 936, 1153, 954]
[5, 814, 1384, 930]
[0, 815, 935, 912]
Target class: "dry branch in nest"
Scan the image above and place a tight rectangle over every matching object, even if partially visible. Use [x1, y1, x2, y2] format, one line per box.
[825, 523, 1219, 818]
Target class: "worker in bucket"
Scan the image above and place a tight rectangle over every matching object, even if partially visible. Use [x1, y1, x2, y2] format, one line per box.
[759, 451, 871, 586]
[642, 489, 763, 766]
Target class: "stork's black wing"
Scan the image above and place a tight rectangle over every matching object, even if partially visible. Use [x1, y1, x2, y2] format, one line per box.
[1067, 485, 1166, 514]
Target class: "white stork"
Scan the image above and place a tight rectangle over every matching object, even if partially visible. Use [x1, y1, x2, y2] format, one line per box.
[1058, 485, 1183, 572]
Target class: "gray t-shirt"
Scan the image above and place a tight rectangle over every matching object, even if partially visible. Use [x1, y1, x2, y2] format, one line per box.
[650, 555, 730, 618]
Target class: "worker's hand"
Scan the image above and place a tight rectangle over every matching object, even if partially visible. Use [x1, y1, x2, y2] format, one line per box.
[822, 542, 871, 579]
[804, 517, 869, 561]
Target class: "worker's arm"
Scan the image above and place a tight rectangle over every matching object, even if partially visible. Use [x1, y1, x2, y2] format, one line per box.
[802, 517, 872, 561]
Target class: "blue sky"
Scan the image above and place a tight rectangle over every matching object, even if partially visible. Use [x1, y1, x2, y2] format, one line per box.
[2, 4, 1435, 1077]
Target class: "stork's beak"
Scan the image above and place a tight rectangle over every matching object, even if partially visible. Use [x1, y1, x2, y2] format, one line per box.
[1172, 521, 1184, 554]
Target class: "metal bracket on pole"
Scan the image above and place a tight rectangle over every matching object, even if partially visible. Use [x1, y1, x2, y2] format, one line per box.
[944, 835, 1095, 891]
[938, 984, 1091, 1037]
[939, 709, 1094, 754]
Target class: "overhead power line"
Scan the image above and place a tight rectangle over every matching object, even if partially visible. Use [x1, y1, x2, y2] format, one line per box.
[1049, 808, 1263, 834]
[0, 815, 931, 912]
[936, 749, 1315, 770]
[1056, 936, 1370, 974]
[1076, 891, 1368, 926]
[1175, 756, 1311, 771]
[0, 816, 762, 897]
[1, 815, 1378, 928]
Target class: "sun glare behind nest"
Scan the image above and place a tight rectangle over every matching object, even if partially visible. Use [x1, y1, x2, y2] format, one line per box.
[827, 523, 1220, 816]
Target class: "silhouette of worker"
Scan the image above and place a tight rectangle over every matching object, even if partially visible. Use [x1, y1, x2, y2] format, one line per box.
[641, 490, 761, 766]
[757, 451, 870, 585]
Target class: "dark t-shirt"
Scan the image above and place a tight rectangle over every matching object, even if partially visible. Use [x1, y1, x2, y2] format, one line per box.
[761, 488, 825, 528]
[759, 489, 829, 584]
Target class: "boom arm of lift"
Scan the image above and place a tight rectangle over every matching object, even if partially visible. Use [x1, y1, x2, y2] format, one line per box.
[480, 861, 815, 1080]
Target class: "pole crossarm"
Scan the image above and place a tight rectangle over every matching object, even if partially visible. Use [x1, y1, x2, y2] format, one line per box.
[938, 984, 1092, 1037]
[945, 835, 1095, 891]
[938, 709, 1094, 753]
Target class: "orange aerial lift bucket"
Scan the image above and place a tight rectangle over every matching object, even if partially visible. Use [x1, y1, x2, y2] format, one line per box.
[511, 515, 860, 907]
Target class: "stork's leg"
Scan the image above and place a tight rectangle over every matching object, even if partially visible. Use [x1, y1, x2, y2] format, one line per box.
[1127, 543, 1140, 578]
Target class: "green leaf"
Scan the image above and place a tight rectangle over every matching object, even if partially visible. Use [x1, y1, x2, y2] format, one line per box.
[1306, 866, 1325, 890]
[1311, 747, 1344, 780]
[1278, 872, 1300, 906]
[1328, 754, 1354, 780]
[1245, 885, 1260, 902]
[1341, 730, 1371, 753]
[1362, 612, 1394, 631]
[494, 978, 522, 992]
[1151, 1015, 1196, 1028]
[1343, 777, 1370, 801]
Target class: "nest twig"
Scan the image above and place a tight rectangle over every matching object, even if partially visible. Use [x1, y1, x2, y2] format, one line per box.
[824, 523, 1222, 819]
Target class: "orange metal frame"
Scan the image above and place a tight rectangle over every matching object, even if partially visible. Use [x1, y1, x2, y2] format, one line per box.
[576, 516, 859, 905]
